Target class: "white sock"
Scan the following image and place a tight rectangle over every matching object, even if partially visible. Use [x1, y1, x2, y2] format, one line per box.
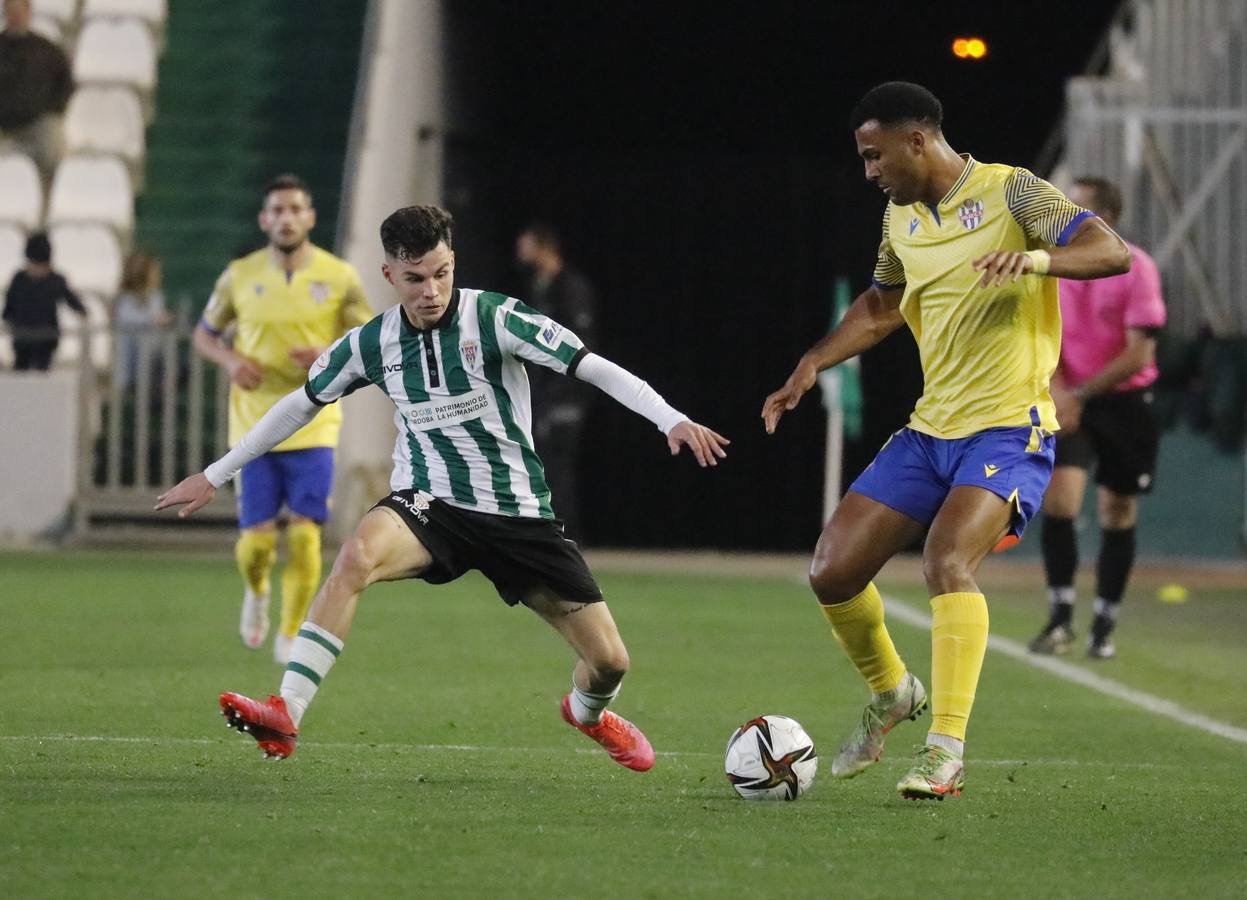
[569, 680, 620, 725]
[1048, 586, 1075, 611]
[279, 622, 343, 728]
[926, 731, 965, 758]
[1093, 597, 1119, 620]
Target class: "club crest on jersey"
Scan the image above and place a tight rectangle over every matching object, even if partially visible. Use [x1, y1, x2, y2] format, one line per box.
[958, 199, 985, 230]
[460, 339, 479, 369]
[309, 281, 330, 304]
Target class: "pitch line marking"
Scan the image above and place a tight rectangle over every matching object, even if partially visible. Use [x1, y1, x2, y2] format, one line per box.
[0, 733, 1183, 767]
[882, 595, 1247, 746]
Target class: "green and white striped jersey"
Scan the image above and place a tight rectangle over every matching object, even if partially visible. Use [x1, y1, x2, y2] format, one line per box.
[305, 289, 586, 519]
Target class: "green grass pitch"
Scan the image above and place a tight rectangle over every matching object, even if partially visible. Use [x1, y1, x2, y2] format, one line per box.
[2, 550, 1245, 898]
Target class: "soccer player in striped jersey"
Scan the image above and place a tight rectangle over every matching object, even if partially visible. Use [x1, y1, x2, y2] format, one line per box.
[762, 82, 1131, 800]
[158, 205, 728, 769]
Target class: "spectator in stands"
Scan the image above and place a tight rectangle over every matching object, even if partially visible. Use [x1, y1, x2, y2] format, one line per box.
[515, 222, 599, 540]
[113, 251, 172, 389]
[0, 0, 74, 188]
[3, 230, 85, 371]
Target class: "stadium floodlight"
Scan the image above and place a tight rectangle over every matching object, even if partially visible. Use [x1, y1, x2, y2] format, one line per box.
[952, 37, 988, 59]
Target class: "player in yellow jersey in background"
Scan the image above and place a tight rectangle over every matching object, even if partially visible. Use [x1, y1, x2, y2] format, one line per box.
[762, 83, 1131, 799]
[193, 174, 373, 664]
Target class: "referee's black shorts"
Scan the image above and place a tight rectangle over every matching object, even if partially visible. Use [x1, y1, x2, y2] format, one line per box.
[1055, 388, 1160, 495]
[372, 490, 603, 607]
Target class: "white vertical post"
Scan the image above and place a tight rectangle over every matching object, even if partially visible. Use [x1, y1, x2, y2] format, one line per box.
[819, 368, 843, 525]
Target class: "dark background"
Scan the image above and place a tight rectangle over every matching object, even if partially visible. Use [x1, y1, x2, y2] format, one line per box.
[439, 0, 1120, 549]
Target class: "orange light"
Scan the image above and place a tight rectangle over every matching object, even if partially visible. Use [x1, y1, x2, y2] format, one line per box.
[952, 36, 988, 60]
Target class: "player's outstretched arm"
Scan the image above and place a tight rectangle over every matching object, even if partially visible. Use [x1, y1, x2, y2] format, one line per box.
[573, 353, 729, 468]
[762, 283, 904, 434]
[973, 216, 1131, 287]
[154, 387, 321, 517]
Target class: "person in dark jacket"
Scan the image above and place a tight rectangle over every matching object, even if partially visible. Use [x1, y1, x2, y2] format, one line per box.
[515, 223, 599, 540]
[3, 231, 85, 370]
[0, 0, 74, 186]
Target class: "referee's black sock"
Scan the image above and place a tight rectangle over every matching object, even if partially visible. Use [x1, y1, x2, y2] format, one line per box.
[1092, 527, 1136, 642]
[1041, 516, 1078, 626]
[1096, 526, 1136, 606]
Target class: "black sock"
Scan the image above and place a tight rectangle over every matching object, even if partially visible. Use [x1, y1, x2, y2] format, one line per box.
[1042, 517, 1078, 620]
[1090, 614, 1116, 644]
[1097, 527, 1136, 605]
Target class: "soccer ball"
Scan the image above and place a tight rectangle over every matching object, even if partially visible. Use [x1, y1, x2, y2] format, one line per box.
[724, 715, 817, 801]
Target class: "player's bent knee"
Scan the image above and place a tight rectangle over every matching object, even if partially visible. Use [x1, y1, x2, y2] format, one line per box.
[921, 552, 974, 594]
[329, 537, 379, 591]
[809, 563, 869, 605]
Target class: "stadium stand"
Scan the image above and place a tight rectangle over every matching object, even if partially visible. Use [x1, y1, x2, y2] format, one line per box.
[0, 223, 25, 285]
[64, 86, 146, 178]
[47, 222, 123, 296]
[73, 17, 157, 103]
[0, 153, 44, 229]
[47, 154, 134, 236]
[30, 0, 79, 24]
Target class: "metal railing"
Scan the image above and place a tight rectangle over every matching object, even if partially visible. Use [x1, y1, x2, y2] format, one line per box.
[2, 315, 237, 537]
[1058, 0, 1247, 338]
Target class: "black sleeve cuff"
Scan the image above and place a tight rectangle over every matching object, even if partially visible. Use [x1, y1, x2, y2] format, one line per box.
[566, 346, 590, 378]
[304, 382, 328, 406]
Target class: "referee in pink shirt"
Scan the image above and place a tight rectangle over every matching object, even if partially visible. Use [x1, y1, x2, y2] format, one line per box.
[1029, 177, 1166, 659]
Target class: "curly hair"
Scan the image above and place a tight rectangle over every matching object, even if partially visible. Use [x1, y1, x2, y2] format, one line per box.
[380, 206, 454, 261]
[849, 81, 943, 132]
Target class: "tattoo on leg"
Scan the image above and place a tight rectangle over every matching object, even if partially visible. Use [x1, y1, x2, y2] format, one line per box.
[559, 603, 588, 617]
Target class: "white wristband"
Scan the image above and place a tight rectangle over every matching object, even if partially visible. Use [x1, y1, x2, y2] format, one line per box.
[1025, 249, 1051, 276]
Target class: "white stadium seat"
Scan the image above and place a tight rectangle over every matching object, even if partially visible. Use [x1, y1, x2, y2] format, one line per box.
[0, 223, 25, 289]
[29, 14, 64, 43]
[65, 86, 146, 164]
[47, 154, 134, 234]
[0, 154, 43, 230]
[82, 0, 165, 25]
[73, 18, 156, 92]
[49, 223, 123, 295]
[31, 0, 79, 24]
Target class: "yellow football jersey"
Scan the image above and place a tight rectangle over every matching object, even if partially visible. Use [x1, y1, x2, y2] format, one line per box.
[201, 245, 374, 450]
[873, 156, 1092, 439]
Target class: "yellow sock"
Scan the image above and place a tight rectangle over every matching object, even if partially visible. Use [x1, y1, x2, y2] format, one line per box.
[235, 528, 277, 596]
[280, 521, 323, 638]
[820, 582, 907, 694]
[929, 592, 990, 742]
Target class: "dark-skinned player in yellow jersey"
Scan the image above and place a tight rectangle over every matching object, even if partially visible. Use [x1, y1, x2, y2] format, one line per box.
[763, 82, 1130, 799]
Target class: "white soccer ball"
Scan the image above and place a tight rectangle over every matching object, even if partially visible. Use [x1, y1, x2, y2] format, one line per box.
[724, 714, 818, 801]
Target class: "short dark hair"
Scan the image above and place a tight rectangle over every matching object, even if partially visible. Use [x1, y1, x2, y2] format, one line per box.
[521, 222, 562, 254]
[1073, 176, 1123, 220]
[25, 231, 50, 263]
[380, 206, 454, 261]
[849, 81, 943, 132]
[263, 173, 312, 205]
